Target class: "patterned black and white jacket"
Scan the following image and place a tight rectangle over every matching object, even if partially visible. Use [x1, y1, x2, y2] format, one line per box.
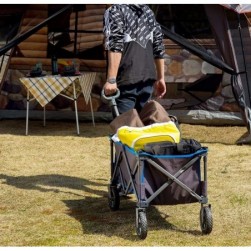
[103, 4, 165, 86]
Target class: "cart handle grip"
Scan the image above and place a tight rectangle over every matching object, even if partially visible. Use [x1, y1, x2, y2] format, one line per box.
[101, 89, 120, 117]
[101, 89, 120, 101]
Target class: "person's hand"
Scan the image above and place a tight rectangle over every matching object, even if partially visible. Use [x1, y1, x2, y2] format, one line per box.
[154, 79, 166, 98]
[103, 82, 118, 96]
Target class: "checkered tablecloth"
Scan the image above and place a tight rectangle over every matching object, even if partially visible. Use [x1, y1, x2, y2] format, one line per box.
[78, 72, 96, 103]
[20, 72, 96, 107]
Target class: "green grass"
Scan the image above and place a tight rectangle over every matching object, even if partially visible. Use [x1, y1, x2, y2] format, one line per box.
[0, 119, 250, 246]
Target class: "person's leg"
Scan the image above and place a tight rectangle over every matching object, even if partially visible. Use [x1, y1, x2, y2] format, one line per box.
[135, 80, 154, 112]
[115, 84, 137, 115]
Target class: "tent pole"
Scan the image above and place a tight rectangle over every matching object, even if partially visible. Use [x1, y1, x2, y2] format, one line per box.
[160, 25, 235, 74]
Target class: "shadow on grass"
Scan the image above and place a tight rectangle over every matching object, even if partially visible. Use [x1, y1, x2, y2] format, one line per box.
[0, 119, 111, 138]
[63, 196, 202, 241]
[0, 173, 106, 197]
[0, 173, 202, 240]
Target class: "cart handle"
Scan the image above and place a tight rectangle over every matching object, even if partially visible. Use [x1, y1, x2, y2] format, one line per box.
[101, 89, 120, 101]
[101, 89, 120, 117]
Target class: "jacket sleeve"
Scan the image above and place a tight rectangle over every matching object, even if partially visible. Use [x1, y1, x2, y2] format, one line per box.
[149, 11, 165, 59]
[103, 6, 124, 52]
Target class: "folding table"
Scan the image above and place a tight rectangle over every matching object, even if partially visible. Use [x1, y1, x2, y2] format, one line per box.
[19, 72, 96, 135]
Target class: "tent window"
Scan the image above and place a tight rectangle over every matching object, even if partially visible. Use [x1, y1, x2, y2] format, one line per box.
[154, 4, 213, 39]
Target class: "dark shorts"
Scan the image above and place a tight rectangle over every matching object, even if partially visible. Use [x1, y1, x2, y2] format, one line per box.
[115, 79, 154, 115]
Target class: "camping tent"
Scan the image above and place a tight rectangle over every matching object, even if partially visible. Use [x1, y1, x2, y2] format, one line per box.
[160, 4, 251, 144]
[1, 4, 251, 144]
[205, 4, 251, 144]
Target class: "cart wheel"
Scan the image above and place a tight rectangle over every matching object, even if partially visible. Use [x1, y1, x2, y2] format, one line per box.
[200, 205, 213, 234]
[108, 185, 120, 211]
[136, 211, 148, 240]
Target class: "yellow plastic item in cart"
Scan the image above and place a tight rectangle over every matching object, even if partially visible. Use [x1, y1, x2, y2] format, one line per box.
[117, 121, 180, 151]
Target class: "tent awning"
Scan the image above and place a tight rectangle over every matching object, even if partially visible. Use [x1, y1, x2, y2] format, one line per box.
[221, 4, 251, 14]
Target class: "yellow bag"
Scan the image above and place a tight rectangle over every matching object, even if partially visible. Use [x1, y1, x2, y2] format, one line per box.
[117, 121, 180, 151]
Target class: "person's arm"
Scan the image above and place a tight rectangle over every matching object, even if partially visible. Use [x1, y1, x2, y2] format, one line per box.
[103, 51, 122, 95]
[103, 5, 124, 96]
[154, 58, 166, 98]
[150, 8, 166, 98]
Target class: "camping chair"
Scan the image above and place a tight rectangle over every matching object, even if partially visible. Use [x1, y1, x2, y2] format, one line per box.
[178, 73, 223, 103]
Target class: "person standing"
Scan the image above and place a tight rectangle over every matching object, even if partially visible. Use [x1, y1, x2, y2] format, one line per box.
[103, 4, 166, 115]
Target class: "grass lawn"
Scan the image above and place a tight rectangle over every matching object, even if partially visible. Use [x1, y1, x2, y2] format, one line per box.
[0, 119, 250, 246]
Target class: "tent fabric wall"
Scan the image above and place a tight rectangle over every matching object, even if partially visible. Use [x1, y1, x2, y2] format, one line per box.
[204, 5, 236, 69]
[204, 4, 251, 144]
